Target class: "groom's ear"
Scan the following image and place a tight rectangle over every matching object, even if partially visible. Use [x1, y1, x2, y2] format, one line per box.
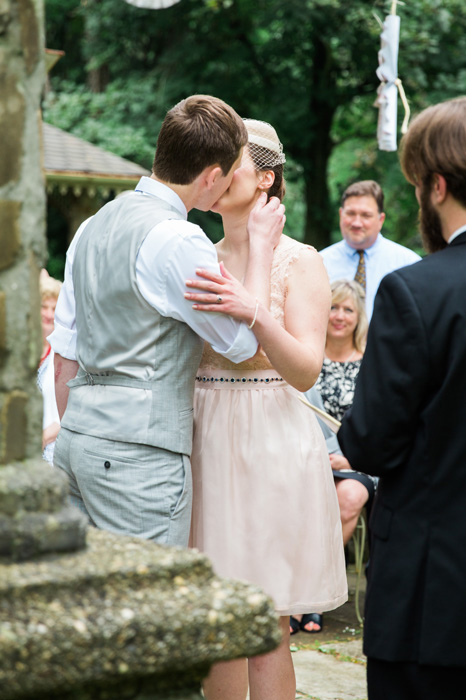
[204, 165, 223, 190]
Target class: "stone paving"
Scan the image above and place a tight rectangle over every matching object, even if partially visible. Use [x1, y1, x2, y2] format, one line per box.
[291, 566, 367, 700]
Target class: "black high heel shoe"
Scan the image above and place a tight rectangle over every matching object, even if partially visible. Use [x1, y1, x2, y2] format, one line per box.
[300, 612, 323, 633]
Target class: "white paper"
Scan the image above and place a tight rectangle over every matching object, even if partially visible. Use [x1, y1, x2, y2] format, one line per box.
[375, 14, 400, 151]
[297, 395, 341, 434]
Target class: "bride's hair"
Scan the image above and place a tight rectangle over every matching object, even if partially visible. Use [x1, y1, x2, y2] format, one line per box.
[244, 119, 286, 201]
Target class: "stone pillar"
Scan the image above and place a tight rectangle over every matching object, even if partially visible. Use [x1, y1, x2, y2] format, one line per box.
[0, 0, 47, 463]
[0, 529, 282, 700]
[0, 5, 281, 699]
[0, 0, 87, 559]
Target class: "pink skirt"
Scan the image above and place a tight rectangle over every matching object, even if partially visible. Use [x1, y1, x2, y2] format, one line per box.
[190, 369, 348, 615]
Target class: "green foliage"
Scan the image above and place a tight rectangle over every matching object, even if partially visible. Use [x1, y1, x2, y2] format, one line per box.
[45, 0, 86, 82]
[44, 0, 466, 254]
[43, 79, 162, 167]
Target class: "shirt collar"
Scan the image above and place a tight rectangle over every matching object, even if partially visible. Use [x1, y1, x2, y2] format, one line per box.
[134, 176, 187, 219]
[448, 224, 466, 244]
[343, 232, 382, 258]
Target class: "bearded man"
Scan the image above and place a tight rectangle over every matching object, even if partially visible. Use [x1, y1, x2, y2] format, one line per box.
[337, 97, 466, 699]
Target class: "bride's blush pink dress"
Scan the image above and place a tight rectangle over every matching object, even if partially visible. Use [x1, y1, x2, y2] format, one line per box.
[189, 236, 347, 615]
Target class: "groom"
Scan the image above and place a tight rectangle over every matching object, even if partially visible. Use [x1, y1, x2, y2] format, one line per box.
[50, 95, 284, 547]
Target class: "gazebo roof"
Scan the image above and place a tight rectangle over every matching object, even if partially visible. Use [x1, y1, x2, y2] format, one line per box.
[43, 122, 150, 197]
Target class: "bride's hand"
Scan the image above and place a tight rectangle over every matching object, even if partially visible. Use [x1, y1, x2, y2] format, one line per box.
[185, 262, 259, 325]
[247, 192, 286, 250]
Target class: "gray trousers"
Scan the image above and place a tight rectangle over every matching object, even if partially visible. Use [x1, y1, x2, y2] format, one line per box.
[54, 427, 192, 547]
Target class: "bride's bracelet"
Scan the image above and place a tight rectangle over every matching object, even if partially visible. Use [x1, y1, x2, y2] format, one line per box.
[248, 299, 259, 330]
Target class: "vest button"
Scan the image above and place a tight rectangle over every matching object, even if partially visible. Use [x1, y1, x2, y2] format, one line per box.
[104, 461, 111, 469]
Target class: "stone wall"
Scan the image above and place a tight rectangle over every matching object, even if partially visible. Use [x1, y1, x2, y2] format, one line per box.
[0, 0, 47, 463]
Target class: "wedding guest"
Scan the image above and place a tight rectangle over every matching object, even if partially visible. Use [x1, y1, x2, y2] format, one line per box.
[320, 180, 420, 320]
[38, 272, 62, 465]
[292, 279, 374, 634]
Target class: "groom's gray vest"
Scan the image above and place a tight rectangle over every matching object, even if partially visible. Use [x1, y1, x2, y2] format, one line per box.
[62, 192, 203, 455]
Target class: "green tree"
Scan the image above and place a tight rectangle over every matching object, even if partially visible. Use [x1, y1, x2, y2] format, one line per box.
[44, 0, 466, 249]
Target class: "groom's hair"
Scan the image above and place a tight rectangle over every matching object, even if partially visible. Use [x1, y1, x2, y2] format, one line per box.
[153, 95, 248, 184]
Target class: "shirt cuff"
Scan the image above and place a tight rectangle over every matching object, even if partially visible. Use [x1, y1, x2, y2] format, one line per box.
[211, 321, 258, 363]
[47, 323, 77, 361]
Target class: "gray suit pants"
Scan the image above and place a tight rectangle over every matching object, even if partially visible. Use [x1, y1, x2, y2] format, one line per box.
[54, 427, 192, 546]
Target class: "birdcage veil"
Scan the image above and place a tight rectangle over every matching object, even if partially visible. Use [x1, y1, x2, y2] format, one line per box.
[243, 119, 286, 169]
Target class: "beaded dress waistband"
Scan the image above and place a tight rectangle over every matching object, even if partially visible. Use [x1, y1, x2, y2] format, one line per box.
[195, 368, 285, 389]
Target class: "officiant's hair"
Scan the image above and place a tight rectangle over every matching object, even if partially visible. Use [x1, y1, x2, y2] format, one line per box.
[400, 97, 466, 208]
[153, 95, 248, 185]
[341, 181, 384, 214]
[330, 279, 368, 354]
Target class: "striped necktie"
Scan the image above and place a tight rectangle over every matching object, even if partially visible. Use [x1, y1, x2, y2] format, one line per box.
[354, 250, 366, 290]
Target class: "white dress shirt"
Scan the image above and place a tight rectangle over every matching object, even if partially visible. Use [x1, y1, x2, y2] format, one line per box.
[448, 225, 466, 245]
[320, 233, 421, 321]
[49, 177, 258, 363]
[37, 348, 60, 466]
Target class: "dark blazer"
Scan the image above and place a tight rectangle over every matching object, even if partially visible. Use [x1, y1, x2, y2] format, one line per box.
[338, 231, 466, 668]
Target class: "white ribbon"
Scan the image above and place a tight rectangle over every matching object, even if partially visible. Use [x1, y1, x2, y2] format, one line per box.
[375, 14, 401, 152]
[124, 0, 182, 8]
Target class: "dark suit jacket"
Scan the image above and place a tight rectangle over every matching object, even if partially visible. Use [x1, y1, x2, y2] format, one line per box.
[338, 231, 466, 667]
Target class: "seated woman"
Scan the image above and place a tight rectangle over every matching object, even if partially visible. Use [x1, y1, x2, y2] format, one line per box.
[291, 278, 377, 634]
[37, 272, 62, 466]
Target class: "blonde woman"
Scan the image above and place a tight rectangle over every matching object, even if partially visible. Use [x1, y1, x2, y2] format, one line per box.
[292, 279, 375, 634]
[38, 272, 62, 465]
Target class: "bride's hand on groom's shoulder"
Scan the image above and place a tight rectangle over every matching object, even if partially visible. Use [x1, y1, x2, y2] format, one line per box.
[247, 192, 286, 250]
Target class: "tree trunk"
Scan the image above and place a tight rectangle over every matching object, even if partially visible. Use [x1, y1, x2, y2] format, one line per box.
[303, 154, 333, 251]
[302, 36, 338, 250]
[88, 64, 109, 94]
[85, 0, 109, 93]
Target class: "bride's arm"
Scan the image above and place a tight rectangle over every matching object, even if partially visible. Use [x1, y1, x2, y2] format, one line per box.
[185, 248, 330, 392]
[252, 248, 329, 390]
[242, 193, 285, 308]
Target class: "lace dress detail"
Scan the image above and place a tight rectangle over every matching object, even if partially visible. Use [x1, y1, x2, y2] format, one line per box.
[199, 236, 314, 371]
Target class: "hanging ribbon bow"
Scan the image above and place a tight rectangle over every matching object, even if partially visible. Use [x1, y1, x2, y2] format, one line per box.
[375, 2, 410, 151]
[124, 0, 181, 8]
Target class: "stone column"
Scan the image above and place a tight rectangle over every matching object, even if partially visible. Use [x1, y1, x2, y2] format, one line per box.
[0, 0, 87, 559]
[0, 0, 47, 463]
[0, 4, 281, 698]
[0, 529, 282, 700]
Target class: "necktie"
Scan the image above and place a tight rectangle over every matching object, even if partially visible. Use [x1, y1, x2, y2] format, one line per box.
[354, 250, 366, 291]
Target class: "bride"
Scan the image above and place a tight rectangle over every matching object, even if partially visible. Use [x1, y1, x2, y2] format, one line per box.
[185, 119, 347, 700]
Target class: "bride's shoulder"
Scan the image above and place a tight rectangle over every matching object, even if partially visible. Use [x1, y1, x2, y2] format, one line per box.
[274, 235, 320, 270]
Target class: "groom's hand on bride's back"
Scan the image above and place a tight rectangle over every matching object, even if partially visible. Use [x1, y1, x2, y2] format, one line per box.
[247, 192, 286, 250]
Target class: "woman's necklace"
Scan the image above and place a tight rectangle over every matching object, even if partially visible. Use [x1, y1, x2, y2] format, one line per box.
[39, 344, 51, 366]
[343, 349, 356, 363]
[325, 348, 357, 363]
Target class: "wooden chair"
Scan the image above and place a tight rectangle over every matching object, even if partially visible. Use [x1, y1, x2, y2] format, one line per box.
[352, 510, 367, 625]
